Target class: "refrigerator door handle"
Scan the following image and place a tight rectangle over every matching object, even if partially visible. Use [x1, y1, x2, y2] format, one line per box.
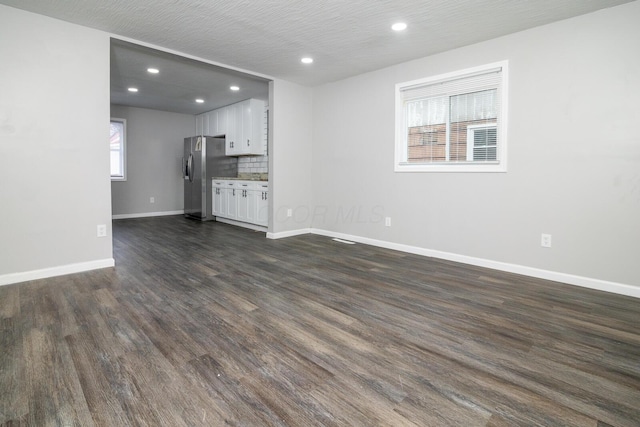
[187, 153, 194, 182]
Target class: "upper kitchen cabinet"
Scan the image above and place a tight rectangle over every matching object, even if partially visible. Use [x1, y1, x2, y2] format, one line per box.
[196, 99, 266, 156]
[206, 110, 221, 136]
[227, 99, 266, 156]
[196, 114, 204, 136]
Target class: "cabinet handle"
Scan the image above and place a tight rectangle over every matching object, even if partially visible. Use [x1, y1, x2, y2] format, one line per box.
[247, 139, 250, 146]
[232, 189, 235, 196]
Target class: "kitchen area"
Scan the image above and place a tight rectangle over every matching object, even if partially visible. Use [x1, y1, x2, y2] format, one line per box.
[185, 98, 269, 230]
[110, 39, 272, 230]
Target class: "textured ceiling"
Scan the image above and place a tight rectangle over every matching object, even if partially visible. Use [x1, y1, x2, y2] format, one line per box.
[1, 0, 633, 87]
[1, 0, 634, 114]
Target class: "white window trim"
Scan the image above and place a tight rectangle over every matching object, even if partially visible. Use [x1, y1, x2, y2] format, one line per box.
[110, 118, 127, 181]
[394, 61, 508, 173]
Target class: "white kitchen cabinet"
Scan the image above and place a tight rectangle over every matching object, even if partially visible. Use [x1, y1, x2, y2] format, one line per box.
[205, 110, 217, 136]
[236, 182, 251, 223]
[212, 181, 226, 217]
[210, 109, 225, 136]
[225, 104, 238, 154]
[225, 182, 238, 219]
[202, 113, 210, 135]
[212, 180, 238, 219]
[225, 99, 265, 156]
[197, 99, 265, 155]
[195, 114, 204, 136]
[256, 183, 269, 226]
[212, 179, 268, 228]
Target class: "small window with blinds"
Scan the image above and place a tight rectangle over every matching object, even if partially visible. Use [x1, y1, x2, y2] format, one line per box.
[110, 118, 127, 181]
[395, 61, 508, 172]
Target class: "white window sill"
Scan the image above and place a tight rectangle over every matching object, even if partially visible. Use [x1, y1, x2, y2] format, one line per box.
[394, 162, 507, 173]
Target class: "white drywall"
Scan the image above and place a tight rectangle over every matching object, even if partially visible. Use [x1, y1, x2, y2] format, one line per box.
[269, 79, 314, 233]
[310, 2, 640, 288]
[110, 105, 194, 216]
[0, 5, 113, 282]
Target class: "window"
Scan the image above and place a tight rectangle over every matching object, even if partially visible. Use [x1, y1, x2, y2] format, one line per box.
[467, 124, 497, 161]
[395, 61, 508, 172]
[110, 118, 126, 180]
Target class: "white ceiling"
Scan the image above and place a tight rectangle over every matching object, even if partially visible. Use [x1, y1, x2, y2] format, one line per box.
[110, 40, 270, 114]
[2, 0, 633, 114]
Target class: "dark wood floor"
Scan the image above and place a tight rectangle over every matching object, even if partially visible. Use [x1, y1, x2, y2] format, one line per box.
[1, 216, 639, 426]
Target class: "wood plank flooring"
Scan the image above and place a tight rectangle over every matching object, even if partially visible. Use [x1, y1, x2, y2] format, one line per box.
[1, 215, 639, 426]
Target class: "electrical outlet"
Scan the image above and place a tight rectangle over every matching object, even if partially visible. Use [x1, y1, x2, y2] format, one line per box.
[385, 217, 391, 227]
[150, 197, 155, 204]
[541, 233, 552, 248]
[287, 208, 293, 217]
[97, 224, 107, 238]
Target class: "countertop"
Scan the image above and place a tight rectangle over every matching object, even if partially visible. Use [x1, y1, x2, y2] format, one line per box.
[212, 172, 268, 181]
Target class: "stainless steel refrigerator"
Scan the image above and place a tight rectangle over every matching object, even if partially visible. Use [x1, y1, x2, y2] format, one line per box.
[183, 136, 238, 220]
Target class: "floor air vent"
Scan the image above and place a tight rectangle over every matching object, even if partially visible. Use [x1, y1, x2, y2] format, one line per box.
[332, 238, 356, 245]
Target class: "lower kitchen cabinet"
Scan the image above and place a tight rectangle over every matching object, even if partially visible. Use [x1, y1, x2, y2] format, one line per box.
[212, 180, 268, 228]
[256, 183, 269, 227]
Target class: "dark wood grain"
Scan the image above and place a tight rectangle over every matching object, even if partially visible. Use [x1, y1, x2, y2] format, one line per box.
[1, 215, 639, 426]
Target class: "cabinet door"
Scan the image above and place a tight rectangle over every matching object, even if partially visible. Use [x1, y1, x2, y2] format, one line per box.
[202, 113, 210, 135]
[256, 186, 269, 226]
[214, 109, 224, 136]
[247, 99, 266, 155]
[247, 189, 258, 224]
[196, 114, 204, 136]
[239, 100, 251, 154]
[206, 111, 216, 136]
[236, 183, 250, 222]
[231, 102, 244, 154]
[226, 185, 237, 219]
[225, 106, 237, 155]
[212, 185, 224, 216]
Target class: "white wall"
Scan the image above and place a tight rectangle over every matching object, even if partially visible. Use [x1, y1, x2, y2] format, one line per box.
[268, 79, 314, 234]
[310, 2, 640, 291]
[110, 105, 194, 217]
[0, 5, 113, 284]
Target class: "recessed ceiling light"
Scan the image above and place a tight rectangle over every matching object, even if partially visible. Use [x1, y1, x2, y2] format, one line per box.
[127, 87, 138, 92]
[301, 57, 313, 64]
[147, 68, 159, 74]
[195, 99, 205, 103]
[230, 85, 240, 91]
[392, 22, 407, 31]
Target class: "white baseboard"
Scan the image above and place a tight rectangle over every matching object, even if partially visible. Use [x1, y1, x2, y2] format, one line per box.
[309, 228, 640, 299]
[266, 228, 312, 240]
[112, 210, 184, 220]
[0, 258, 115, 287]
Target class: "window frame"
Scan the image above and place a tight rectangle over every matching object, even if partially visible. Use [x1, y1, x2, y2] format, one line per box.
[394, 61, 508, 173]
[110, 118, 127, 181]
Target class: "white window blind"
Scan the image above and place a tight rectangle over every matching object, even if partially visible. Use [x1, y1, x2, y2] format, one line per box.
[400, 68, 502, 101]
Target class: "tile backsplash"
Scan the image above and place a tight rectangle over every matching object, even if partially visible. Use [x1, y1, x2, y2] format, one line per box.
[238, 155, 268, 174]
